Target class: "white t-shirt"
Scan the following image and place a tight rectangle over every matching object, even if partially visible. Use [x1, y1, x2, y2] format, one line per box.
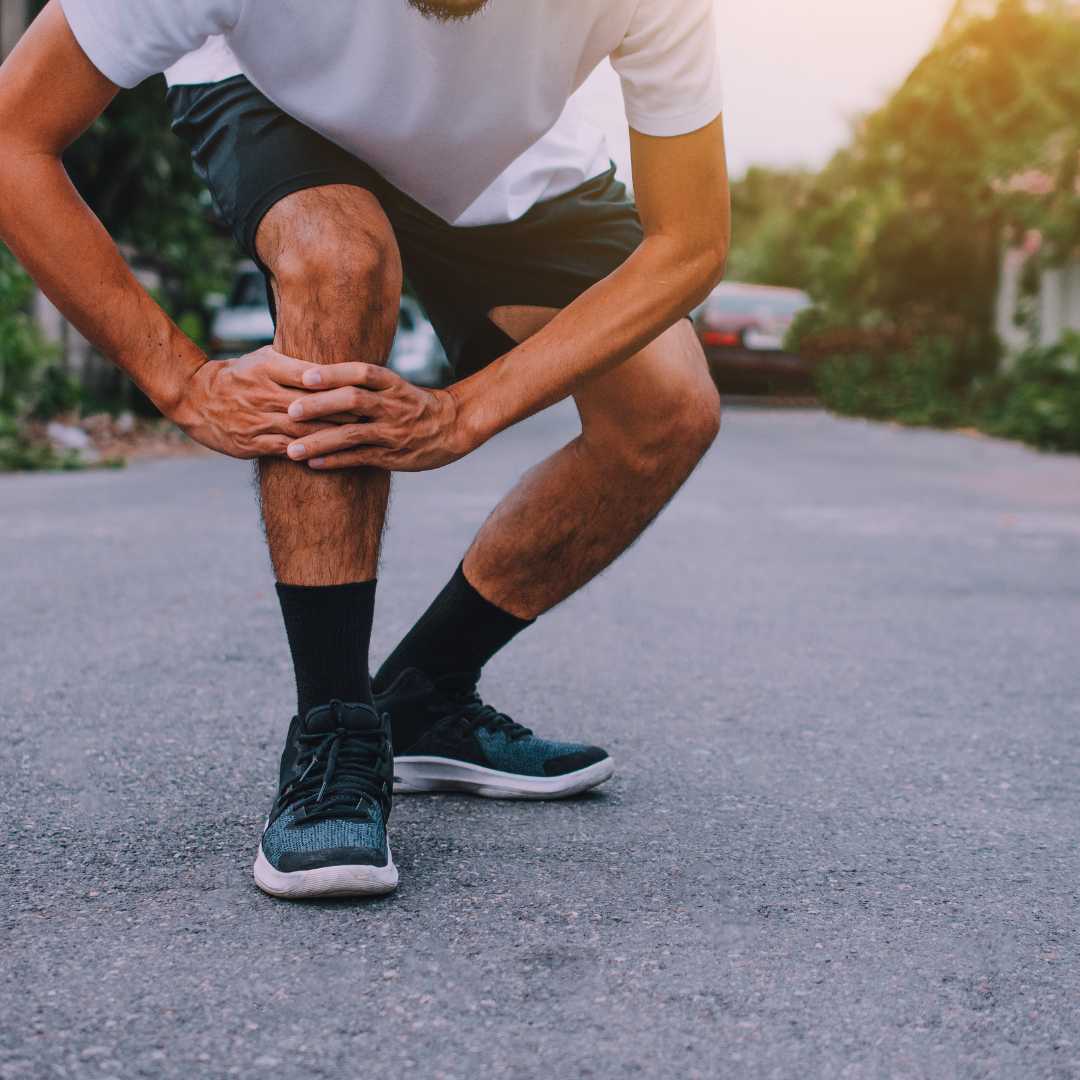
[59, 0, 724, 227]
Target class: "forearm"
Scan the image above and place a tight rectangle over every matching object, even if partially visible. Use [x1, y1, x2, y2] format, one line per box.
[449, 233, 725, 444]
[0, 148, 204, 414]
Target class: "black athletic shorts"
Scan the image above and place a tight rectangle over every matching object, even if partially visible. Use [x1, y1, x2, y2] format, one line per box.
[167, 74, 645, 378]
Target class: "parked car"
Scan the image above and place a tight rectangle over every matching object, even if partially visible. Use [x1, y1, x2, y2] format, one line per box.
[208, 262, 450, 387]
[692, 282, 813, 393]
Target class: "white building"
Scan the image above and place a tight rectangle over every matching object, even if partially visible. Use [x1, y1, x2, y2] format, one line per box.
[997, 249, 1080, 359]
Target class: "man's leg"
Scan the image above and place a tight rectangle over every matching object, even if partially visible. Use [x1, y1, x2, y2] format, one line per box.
[255, 185, 401, 714]
[250, 184, 404, 899]
[375, 311, 718, 798]
[377, 311, 718, 663]
[465, 312, 721, 618]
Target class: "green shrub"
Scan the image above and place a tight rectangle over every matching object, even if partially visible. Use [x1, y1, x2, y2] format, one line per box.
[815, 336, 970, 428]
[0, 245, 82, 470]
[977, 334, 1080, 452]
[0, 246, 46, 414]
[814, 329, 1080, 454]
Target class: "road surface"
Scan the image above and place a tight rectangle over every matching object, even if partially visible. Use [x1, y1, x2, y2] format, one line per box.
[3, 405, 1079, 1078]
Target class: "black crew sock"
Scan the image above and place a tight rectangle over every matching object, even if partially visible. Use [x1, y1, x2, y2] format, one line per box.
[373, 563, 533, 693]
[276, 580, 377, 716]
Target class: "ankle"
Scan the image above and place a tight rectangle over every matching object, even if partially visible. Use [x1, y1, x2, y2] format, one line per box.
[374, 563, 532, 692]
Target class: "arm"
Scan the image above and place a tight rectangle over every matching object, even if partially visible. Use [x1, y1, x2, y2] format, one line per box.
[455, 115, 730, 436]
[0, 2, 318, 458]
[286, 115, 730, 470]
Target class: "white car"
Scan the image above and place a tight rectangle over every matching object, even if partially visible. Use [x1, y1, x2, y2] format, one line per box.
[208, 262, 450, 387]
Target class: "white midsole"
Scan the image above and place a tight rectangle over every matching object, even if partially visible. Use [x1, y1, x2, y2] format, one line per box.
[253, 845, 398, 899]
[393, 755, 614, 800]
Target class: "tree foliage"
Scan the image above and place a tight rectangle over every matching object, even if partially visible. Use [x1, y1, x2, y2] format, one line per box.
[730, 0, 1080, 364]
[62, 76, 233, 323]
[0, 245, 82, 468]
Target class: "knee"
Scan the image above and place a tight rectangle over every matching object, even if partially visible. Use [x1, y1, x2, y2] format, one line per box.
[676, 371, 722, 459]
[271, 214, 400, 308]
[274, 223, 397, 301]
[630, 367, 721, 479]
[258, 188, 402, 342]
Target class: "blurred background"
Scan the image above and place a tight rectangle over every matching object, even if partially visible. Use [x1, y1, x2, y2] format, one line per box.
[0, 0, 1078, 468]
[7, 6, 1080, 1069]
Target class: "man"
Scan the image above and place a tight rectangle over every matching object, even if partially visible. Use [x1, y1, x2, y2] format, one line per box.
[0, 0, 728, 899]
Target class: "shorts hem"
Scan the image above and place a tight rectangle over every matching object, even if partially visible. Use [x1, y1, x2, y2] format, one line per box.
[239, 169, 380, 265]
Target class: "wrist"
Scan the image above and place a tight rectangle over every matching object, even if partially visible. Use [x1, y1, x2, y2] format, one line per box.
[140, 324, 209, 420]
[446, 375, 498, 454]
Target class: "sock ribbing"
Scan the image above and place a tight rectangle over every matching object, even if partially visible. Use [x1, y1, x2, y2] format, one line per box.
[276, 580, 376, 715]
[373, 564, 532, 692]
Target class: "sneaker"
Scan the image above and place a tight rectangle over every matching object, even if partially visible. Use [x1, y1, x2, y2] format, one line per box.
[376, 669, 614, 799]
[252, 700, 398, 899]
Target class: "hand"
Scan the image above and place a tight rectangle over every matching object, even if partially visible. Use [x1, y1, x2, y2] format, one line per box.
[283, 363, 477, 472]
[169, 346, 324, 459]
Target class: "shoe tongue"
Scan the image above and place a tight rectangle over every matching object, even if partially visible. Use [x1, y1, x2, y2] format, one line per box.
[302, 700, 383, 736]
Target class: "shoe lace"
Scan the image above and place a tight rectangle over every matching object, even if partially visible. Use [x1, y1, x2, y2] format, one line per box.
[434, 685, 533, 742]
[276, 718, 389, 825]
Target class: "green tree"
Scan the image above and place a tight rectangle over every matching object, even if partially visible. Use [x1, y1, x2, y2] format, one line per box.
[731, 0, 1080, 367]
[62, 78, 233, 327]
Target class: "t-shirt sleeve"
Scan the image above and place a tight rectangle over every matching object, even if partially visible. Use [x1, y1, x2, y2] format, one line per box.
[59, 0, 243, 88]
[610, 0, 724, 137]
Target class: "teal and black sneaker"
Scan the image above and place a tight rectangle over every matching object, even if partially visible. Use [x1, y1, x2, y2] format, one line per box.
[253, 700, 398, 899]
[376, 670, 614, 799]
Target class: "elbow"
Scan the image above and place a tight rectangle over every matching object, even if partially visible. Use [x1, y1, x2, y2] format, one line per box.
[705, 239, 729, 288]
[687, 234, 729, 302]
[644, 228, 729, 306]
[702, 221, 730, 285]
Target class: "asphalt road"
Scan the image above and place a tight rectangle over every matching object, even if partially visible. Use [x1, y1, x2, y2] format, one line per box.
[3, 405, 1080, 1079]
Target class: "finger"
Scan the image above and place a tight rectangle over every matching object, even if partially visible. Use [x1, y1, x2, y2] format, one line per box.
[254, 413, 333, 440]
[300, 362, 399, 392]
[286, 422, 394, 461]
[280, 419, 331, 440]
[252, 435, 291, 457]
[287, 386, 384, 421]
[308, 448, 396, 471]
[263, 348, 318, 389]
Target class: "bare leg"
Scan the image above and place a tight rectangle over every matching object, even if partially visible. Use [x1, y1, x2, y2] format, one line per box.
[463, 308, 720, 618]
[254, 186, 402, 585]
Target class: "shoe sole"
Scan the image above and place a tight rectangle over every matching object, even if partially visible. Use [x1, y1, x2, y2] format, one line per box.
[253, 846, 398, 899]
[393, 755, 614, 799]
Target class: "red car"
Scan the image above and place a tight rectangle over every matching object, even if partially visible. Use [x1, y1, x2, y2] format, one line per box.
[692, 283, 813, 393]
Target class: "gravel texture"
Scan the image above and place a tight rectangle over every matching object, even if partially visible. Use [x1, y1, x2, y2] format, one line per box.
[3, 404, 1079, 1079]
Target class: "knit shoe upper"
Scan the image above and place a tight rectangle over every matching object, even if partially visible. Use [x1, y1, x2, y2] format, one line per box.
[261, 700, 393, 873]
[376, 669, 609, 779]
